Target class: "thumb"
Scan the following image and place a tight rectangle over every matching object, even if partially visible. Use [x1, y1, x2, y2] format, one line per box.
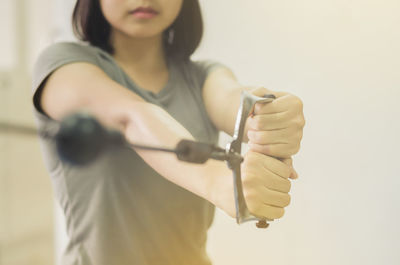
[248, 86, 287, 98]
[281, 157, 299, 180]
[248, 86, 275, 97]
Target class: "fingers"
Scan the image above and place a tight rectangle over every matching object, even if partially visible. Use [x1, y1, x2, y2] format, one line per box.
[263, 172, 292, 193]
[249, 86, 288, 100]
[244, 183, 291, 207]
[258, 204, 285, 219]
[247, 93, 305, 158]
[242, 163, 291, 193]
[248, 142, 301, 158]
[247, 202, 286, 220]
[244, 151, 292, 179]
[244, 187, 289, 219]
[248, 111, 305, 132]
[247, 123, 302, 157]
[247, 127, 302, 145]
[247, 111, 292, 131]
[241, 151, 295, 220]
[254, 94, 294, 115]
[254, 93, 304, 116]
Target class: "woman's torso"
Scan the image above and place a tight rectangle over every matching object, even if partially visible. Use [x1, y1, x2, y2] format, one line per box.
[32, 42, 222, 265]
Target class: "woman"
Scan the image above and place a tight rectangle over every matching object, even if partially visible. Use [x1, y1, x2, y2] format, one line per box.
[32, 0, 305, 264]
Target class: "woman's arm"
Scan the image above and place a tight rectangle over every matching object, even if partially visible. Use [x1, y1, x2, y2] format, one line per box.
[39, 62, 291, 220]
[40, 62, 223, 201]
[201, 67, 248, 137]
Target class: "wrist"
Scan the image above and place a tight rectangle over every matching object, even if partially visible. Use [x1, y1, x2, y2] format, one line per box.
[203, 160, 236, 218]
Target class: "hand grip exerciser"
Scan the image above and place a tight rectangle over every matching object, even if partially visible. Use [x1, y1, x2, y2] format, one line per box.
[226, 90, 276, 228]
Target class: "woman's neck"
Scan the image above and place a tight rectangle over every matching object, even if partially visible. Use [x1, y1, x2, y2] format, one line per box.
[110, 30, 167, 74]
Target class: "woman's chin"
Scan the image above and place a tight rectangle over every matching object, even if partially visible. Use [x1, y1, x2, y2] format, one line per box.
[114, 28, 164, 41]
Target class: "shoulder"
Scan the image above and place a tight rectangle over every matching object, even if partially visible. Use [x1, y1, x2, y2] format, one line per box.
[34, 42, 104, 68]
[188, 59, 227, 75]
[37, 41, 100, 55]
[33, 42, 116, 91]
[175, 58, 228, 89]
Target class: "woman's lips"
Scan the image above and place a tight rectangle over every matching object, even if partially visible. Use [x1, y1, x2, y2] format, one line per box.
[131, 7, 159, 19]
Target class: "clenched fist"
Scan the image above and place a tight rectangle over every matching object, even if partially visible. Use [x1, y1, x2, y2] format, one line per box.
[241, 151, 292, 220]
[246, 87, 305, 159]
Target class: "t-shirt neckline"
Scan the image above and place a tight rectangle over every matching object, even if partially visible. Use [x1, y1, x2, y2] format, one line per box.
[109, 54, 176, 99]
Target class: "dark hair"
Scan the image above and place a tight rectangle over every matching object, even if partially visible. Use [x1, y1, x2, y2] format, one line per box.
[72, 0, 203, 60]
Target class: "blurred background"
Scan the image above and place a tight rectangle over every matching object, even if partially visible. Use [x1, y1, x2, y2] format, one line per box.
[1, 0, 399, 264]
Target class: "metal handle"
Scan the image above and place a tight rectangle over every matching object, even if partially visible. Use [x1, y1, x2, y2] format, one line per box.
[227, 90, 276, 228]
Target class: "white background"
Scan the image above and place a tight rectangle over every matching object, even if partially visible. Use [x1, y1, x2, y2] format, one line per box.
[197, 1, 400, 265]
[2, 0, 399, 264]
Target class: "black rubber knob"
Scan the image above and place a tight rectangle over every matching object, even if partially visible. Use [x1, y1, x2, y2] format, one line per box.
[55, 113, 107, 166]
[175, 140, 214, 164]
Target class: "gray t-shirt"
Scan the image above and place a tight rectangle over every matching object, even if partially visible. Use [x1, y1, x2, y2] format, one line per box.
[31, 42, 224, 265]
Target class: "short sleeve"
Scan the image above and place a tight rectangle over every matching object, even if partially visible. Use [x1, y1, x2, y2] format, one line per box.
[189, 60, 228, 91]
[31, 42, 101, 116]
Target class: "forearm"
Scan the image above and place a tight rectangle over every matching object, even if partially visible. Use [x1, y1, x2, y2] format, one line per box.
[202, 67, 255, 141]
[123, 102, 233, 209]
[219, 86, 254, 142]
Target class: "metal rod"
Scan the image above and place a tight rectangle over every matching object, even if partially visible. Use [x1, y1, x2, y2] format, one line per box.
[127, 143, 177, 154]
